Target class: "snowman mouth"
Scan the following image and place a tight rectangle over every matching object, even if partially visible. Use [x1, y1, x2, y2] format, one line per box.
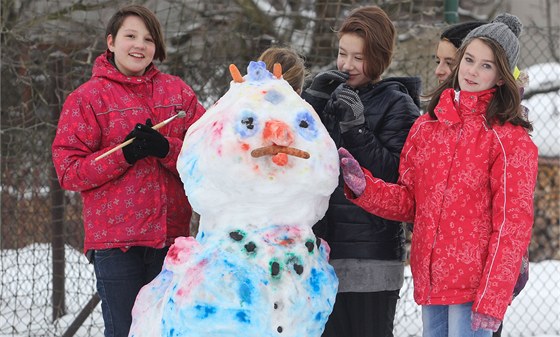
[251, 145, 310, 159]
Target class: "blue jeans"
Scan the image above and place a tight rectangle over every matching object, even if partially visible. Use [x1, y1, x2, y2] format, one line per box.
[422, 303, 492, 337]
[93, 246, 169, 337]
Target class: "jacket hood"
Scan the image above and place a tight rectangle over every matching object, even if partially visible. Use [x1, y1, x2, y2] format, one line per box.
[357, 77, 422, 108]
[92, 50, 159, 84]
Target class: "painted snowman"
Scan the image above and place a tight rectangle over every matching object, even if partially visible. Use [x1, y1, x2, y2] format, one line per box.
[128, 61, 339, 337]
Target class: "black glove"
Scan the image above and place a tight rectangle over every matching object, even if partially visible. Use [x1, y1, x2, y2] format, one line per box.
[334, 86, 365, 133]
[122, 125, 147, 165]
[304, 70, 349, 100]
[122, 119, 169, 164]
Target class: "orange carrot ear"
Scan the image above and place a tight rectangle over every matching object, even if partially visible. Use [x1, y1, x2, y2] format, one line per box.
[229, 64, 244, 83]
[273, 63, 282, 79]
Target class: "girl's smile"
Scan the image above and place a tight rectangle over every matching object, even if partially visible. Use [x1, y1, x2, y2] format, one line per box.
[458, 38, 502, 92]
[107, 15, 156, 76]
[337, 33, 372, 88]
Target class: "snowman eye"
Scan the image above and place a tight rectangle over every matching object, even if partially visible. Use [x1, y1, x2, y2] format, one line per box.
[236, 111, 259, 138]
[242, 117, 255, 129]
[295, 111, 318, 141]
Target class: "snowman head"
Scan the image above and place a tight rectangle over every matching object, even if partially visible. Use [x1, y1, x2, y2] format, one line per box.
[177, 61, 339, 229]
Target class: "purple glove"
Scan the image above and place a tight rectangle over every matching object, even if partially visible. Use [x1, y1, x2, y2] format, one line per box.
[338, 147, 365, 196]
[513, 251, 529, 298]
[471, 312, 501, 332]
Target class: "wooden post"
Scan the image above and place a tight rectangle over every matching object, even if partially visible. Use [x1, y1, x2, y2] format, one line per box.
[49, 51, 67, 322]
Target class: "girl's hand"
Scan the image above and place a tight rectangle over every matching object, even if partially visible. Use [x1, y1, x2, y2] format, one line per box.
[334, 86, 365, 133]
[338, 147, 365, 196]
[471, 312, 501, 332]
[304, 70, 349, 99]
[122, 119, 169, 164]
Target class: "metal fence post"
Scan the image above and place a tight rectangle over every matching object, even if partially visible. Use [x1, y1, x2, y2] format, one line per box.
[444, 0, 458, 24]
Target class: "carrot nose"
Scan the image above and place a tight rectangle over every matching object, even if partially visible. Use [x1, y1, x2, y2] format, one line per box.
[262, 120, 294, 147]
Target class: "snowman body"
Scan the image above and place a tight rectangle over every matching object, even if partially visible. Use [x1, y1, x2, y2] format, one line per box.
[129, 62, 339, 337]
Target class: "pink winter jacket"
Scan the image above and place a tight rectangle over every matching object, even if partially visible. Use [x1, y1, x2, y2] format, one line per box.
[346, 88, 538, 320]
[52, 51, 205, 252]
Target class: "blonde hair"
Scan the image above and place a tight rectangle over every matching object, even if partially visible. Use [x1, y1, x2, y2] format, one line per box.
[258, 47, 307, 93]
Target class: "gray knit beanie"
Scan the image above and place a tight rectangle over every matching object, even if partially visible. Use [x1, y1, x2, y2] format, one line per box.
[463, 13, 522, 70]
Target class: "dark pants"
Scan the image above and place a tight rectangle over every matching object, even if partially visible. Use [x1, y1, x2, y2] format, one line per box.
[322, 290, 400, 337]
[493, 324, 503, 337]
[93, 246, 169, 337]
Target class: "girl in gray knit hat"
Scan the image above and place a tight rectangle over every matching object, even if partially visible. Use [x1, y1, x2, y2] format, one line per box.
[432, 15, 532, 337]
[337, 12, 537, 337]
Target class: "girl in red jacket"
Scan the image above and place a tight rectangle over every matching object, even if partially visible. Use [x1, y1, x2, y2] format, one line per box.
[51, 5, 204, 337]
[339, 13, 537, 336]
[435, 20, 532, 337]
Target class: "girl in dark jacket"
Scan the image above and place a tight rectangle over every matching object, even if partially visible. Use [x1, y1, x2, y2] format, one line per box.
[302, 5, 420, 337]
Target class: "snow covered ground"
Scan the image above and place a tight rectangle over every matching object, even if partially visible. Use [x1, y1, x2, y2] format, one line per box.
[0, 243, 558, 337]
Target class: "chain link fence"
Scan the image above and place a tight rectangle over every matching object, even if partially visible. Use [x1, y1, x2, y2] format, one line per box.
[1, 0, 559, 336]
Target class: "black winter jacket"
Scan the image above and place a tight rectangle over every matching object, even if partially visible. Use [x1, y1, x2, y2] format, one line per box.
[303, 77, 421, 260]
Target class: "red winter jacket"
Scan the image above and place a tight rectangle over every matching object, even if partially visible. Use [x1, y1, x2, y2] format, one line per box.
[347, 88, 538, 320]
[52, 51, 205, 252]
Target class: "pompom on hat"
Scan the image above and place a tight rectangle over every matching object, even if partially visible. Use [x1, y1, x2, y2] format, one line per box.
[441, 21, 486, 49]
[463, 13, 523, 70]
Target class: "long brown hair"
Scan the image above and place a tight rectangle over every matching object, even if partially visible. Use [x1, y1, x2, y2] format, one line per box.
[337, 6, 395, 81]
[426, 37, 532, 131]
[105, 5, 166, 62]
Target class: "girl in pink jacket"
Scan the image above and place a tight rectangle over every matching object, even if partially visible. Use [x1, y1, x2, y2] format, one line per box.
[51, 5, 204, 337]
[339, 13, 537, 336]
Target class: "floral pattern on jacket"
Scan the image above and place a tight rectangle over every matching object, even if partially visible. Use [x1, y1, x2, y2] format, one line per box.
[346, 88, 538, 320]
[52, 51, 205, 252]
